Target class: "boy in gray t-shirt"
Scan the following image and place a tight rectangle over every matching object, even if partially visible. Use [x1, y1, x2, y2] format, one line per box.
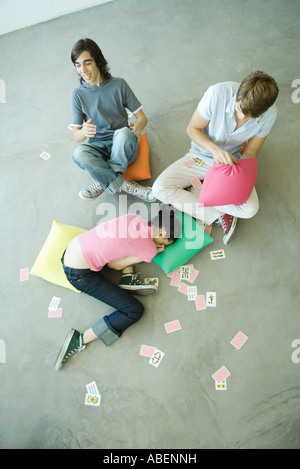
[70, 38, 156, 203]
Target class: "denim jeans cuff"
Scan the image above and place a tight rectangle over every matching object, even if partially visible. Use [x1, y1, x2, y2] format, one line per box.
[92, 316, 120, 346]
[105, 174, 124, 195]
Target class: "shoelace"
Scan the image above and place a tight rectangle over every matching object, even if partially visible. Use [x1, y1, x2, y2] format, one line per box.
[124, 182, 152, 200]
[62, 336, 85, 363]
[86, 182, 103, 197]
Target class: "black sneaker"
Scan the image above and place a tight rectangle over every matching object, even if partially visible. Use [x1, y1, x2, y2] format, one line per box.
[119, 273, 158, 296]
[54, 329, 86, 370]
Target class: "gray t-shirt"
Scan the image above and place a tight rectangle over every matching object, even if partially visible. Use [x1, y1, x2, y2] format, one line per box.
[71, 77, 142, 142]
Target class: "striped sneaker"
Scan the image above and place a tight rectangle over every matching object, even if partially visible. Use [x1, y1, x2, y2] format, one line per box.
[79, 182, 104, 200]
[120, 181, 156, 202]
[54, 329, 86, 370]
[216, 214, 237, 245]
[119, 273, 158, 296]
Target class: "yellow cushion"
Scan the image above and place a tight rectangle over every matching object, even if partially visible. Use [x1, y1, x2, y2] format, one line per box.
[30, 220, 87, 292]
[123, 132, 151, 181]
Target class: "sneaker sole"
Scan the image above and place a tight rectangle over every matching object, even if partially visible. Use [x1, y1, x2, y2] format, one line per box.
[79, 191, 103, 201]
[54, 329, 75, 370]
[119, 285, 158, 296]
[223, 217, 237, 245]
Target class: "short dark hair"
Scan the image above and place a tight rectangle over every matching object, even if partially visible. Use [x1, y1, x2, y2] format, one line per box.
[149, 204, 182, 243]
[236, 71, 279, 118]
[71, 38, 111, 83]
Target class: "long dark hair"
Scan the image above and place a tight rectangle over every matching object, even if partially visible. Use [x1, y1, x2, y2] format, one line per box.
[71, 38, 111, 84]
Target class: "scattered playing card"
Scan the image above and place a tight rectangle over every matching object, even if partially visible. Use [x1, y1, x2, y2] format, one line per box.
[40, 151, 51, 160]
[140, 345, 156, 357]
[48, 307, 62, 318]
[144, 278, 159, 287]
[212, 366, 231, 384]
[177, 282, 189, 295]
[170, 272, 181, 287]
[182, 159, 195, 167]
[0, 339, 6, 364]
[188, 286, 197, 301]
[231, 331, 248, 350]
[187, 267, 199, 284]
[86, 380, 100, 396]
[20, 267, 29, 282]
[215, 379, 227, 391]
[180, 266, 191, 280]
[85, 381, 101, 407]
[164, 319, 181, 334]
[190, 177, 202, 189]
[195, 294, 206, 310]
[149, 348, 164, 368]
[48, 296, 61, 311]
[85, 393, 101, 406]
[206, 292, 216, 307]
[210, 249, 225, 260]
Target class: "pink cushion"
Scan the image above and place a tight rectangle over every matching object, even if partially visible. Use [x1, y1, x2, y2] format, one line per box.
[198, 158, 258, 207]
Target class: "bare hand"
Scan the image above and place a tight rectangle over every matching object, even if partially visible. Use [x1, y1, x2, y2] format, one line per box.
[156, 244, 165, 254]
[82, 119, 97, 138]
[129, 121, 141, 144]
[213, 149, 238, 165]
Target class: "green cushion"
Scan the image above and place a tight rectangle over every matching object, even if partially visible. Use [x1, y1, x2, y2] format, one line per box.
[153, 211, 214, 274]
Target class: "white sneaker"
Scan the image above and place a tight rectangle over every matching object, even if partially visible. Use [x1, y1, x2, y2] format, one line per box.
[79, 182, 104, 201]
[121, 181, 157, 202]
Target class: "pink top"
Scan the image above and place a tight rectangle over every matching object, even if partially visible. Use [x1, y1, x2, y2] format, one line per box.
[78, 214, 157, 271]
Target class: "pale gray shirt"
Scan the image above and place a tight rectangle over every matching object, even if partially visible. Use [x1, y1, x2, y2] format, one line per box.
[191, 81, 278, 160]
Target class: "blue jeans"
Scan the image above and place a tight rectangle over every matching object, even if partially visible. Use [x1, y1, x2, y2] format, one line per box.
[61, 255, 144, 346]
[72, 127, 139, 194]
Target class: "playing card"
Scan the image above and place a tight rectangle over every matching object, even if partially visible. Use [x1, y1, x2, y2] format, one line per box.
[180, 266, 191, 280]
[231, 331, 248, 350]
[170, 272, 181, 287]
[0, 339, 6, 364]
[164, 319, 181, 334]
[48, 296, 61, 311]
[144, 278, 159, 287]
[149, 348, 164, 368]
[192, 157, 203, 166]
[212, 366, 231, 384]
[177, 282, 189, 295]
[140, 345, 156, 357]
[86, 380, 100, 396]
[20, 267, 29, 282]
[167, 268, 180, 278]
[206, 292, 216, 307]
[188, 286, 197, 301]
[187, 267, 199, 284]
[215, 379, 227, 391]
[48, 307, 62, 318]
[210, 249, 225, 260]
[40, 151, 51, 160]
[85, 393, 101, 406]
[182, 159, 195, 167]
[195, 294, 206, 310]
[190, 177, 202, 189]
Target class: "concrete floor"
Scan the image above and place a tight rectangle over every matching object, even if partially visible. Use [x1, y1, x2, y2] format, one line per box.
[1, 0, 300, 449]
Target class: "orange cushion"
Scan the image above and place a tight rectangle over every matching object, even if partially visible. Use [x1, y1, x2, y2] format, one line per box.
[123, 132, 151, 181]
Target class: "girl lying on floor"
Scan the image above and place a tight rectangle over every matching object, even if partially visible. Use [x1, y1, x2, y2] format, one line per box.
[54, 204, 181, 370]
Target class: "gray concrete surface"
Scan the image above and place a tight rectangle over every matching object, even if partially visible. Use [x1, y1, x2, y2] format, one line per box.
[0, 0, 300, 449]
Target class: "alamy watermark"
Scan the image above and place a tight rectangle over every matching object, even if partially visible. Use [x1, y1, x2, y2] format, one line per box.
[291, 79, 300, 104]
[291, 339, 300, 364]
[95, 195, 206, 249]
[0, 79, 6, 103]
